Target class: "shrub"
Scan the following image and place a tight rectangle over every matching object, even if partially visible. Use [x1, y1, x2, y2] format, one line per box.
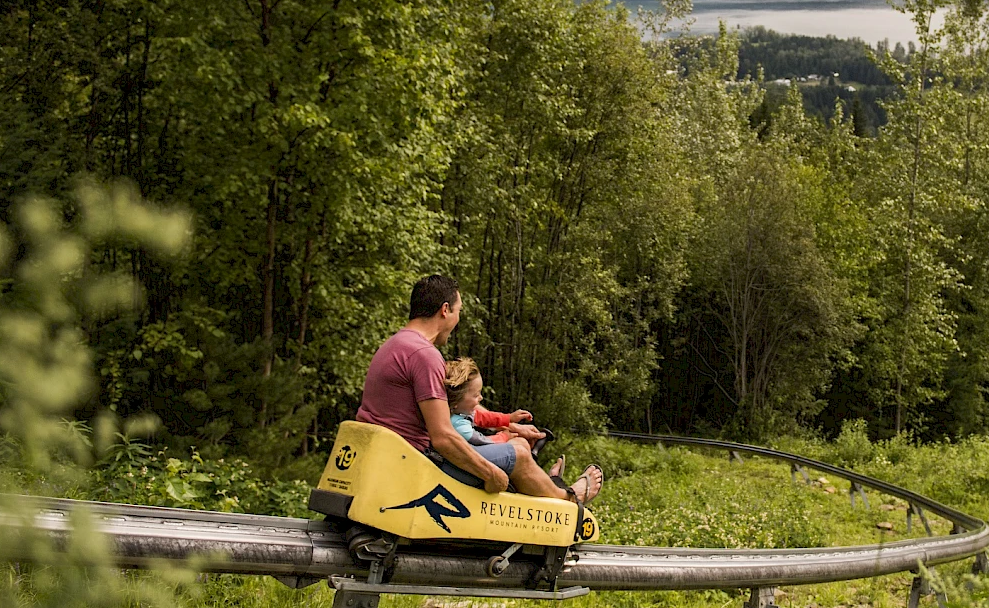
[90, 437, 310, 517]
[830, 419, 875, 467]
[562, 436, 700, 481]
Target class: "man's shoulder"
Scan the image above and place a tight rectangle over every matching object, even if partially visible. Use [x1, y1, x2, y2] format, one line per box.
[382, 329, 432, 350]
[383, 329, 442, 360]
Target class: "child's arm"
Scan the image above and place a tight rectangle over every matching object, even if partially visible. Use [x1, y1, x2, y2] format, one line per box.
[509, 409, 532, 423]
[473, 408, 511, 429]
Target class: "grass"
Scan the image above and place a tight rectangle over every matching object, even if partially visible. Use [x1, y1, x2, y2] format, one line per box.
[179, 427, 989, 608]
[6, 426, 989, 607]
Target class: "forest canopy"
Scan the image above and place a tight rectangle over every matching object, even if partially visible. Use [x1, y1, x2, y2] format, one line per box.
[3, 0, 989, 476]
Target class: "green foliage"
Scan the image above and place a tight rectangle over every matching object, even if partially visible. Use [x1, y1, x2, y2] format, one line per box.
[0, 183, 189, 470]
[0, 183, 192, 606]
[438, 0, 692, 432]
[738, 26, 894, 86]
[90, 438, 310, 517]
[563, 436, 700, 481]
[5, 0, 989, 480]
[598, 471, 826, 549]
[565, 439, 826, 550]
[831, 419, 876, 467]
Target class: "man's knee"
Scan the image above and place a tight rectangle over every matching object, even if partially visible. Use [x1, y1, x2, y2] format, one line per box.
[512, 442, 534, 462]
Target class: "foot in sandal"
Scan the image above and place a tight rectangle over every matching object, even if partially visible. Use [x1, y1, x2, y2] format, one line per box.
[569, 464, 604, 504]
[548, 455, 566, 478]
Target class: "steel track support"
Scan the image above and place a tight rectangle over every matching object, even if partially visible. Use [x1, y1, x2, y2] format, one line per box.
[729, 451, 744, 464]
[849, 482, 869, 509]
[744, 586, 777, 608]
[790, 463, 810, 484]
[907, 573, 946, 608]
[332, 588, 380, 608]
[329, 577, 589, 601]
[274, 575, 322, 589]
[973, 551, 989, 575]
[907, 503, 933, 536]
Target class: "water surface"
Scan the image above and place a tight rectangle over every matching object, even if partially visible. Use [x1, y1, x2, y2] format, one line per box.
[628, 0, 945, 44]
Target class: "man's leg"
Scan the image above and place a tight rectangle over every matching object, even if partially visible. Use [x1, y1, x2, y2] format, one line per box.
[440, 443, 602, 502]
[508, 437, 562, 477]
[438, 443, 517, 488]
[508, 443, 567, 499]
[507, 443, 602, 502]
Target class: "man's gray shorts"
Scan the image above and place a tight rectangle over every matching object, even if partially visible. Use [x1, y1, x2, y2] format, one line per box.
[438, 443, 517, 488]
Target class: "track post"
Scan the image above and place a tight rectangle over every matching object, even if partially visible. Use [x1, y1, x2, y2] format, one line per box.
[849, 482, 869, 509]
[744, 586, 777, 607]
[729, 451, 744, 464]
[332, 589, 380, 608]
[789, 463, 810, 484]
[907, 573, 946, 608]
[907, 503, 933, 536]
[973, 551, 989, 575]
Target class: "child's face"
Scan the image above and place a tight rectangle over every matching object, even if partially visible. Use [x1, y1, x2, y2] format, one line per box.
[453, 375, 483, 415]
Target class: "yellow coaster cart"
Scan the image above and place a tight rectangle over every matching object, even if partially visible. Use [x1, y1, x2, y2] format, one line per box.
[308, 421, 600, 602]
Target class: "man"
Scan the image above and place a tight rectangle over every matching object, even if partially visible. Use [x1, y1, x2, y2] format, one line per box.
[357, 275, 602, 503]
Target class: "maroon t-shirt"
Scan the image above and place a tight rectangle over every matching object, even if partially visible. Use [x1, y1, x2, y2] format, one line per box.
[356, 329, 447, 452]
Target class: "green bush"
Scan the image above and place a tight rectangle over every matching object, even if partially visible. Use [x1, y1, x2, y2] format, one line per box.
[90, 437, 311, 517]
[830, 419, 875, 467]
[562, 435, 700, 481]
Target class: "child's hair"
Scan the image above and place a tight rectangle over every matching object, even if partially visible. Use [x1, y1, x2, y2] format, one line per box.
[445, 357, 480, 410]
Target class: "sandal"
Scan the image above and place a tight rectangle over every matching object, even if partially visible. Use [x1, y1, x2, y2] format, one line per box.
[574, 464, 604, 505]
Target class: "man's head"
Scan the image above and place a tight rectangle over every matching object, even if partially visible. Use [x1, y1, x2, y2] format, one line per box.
[410, 275, 461, 345]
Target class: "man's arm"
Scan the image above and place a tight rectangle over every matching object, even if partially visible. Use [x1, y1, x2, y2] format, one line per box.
[419, 399, 509, 493]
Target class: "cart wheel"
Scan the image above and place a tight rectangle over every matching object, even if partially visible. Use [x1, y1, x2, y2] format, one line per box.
[486, 555, 508, 577]
[346, 526, 377, 559]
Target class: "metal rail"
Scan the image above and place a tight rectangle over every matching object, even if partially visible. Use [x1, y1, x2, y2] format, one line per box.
[3, 434, 988, 598]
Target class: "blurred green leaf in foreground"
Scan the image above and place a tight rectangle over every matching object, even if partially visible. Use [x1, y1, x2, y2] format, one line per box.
[0, 182, 196, 608]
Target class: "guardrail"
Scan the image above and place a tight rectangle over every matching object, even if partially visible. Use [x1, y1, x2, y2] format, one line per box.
[3, 432, 987, 608]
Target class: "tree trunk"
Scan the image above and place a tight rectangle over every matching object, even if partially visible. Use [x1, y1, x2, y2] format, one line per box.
[895, 8, 933, 435]
[261, 179, 277, 423]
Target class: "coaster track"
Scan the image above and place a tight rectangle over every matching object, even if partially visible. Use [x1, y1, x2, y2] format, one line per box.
[4, 433, 988, 595]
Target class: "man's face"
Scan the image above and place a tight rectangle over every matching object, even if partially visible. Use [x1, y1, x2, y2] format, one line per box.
[436, 291, 462, 346]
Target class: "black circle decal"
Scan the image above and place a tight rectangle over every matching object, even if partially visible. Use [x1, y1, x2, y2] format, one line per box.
[580, 518, 596, 540]
[335, 445, 357, 470]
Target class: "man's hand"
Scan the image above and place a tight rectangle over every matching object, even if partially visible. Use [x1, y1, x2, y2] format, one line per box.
[509, 409, 533, 423]
[507, 423, 544, 441]
[484, 465, 510, 493]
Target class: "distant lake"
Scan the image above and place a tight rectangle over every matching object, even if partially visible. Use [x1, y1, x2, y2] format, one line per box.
[627, 0, 947, 45]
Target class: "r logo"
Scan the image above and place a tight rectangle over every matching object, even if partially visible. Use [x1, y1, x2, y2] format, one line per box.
[579, 518, 596, 540]
[335, 445, 357, 470]
[383, 484, 470, 533]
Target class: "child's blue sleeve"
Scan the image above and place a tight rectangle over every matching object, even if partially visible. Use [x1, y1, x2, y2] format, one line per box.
[450, 414, 474, 441]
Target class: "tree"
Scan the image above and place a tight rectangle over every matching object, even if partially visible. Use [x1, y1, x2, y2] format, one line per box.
[438, 0, 693, 431]
[843, 0, 962, 437]
[689, 149, 855, 439]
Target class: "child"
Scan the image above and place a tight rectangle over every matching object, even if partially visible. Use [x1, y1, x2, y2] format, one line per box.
[445, 357, 534, 447]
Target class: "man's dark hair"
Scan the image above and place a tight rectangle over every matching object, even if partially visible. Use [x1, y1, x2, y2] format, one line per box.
[410, 275, 459, 320]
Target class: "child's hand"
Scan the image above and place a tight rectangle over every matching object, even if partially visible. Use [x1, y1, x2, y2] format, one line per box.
[509, 409, 533, 423]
